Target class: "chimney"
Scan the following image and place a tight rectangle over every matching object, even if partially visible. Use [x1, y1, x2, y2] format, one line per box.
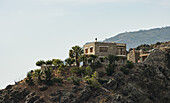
[133, 48, 135, 53]
[95, 38, 97, 42]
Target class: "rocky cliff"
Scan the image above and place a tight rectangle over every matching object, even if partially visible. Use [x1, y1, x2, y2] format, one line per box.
[0, 63, 170, 103]
[144, 49, 170, 69]
[0, 48, 170, 103]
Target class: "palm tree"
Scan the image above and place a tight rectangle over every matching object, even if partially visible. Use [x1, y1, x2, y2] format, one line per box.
[69, 45, 83, 67]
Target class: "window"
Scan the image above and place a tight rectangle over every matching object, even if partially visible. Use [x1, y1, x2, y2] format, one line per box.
[85, 49, 88, 53]
[99, 47, 108, 52]
[120, 48, 123, 55]
[117, 48, 125, 55]
[90, 47, 93, 52]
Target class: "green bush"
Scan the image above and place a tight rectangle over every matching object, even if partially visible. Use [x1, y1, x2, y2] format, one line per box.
[105, 55, 119, 64]
[65, 58, 75, 66]
[36, 60, 45, 66]
[70, 67, 85, 76]
[46, 60, 53, 65]
[58, 65, 65, 71]
[105, 64, 115, 76]
[73, 77, 80, 86]
[126, 60, 133, 69]
[67, 76, 80, 86]
[70, 67, 80, 75]
[120, 67, 129, 75]
[84, 72, 101, 89]
[90, 61, 102, 71]
[98, 71, 105, 77]
[33, 69, 43, 83]
[87, 78, 101, 89]
[44, 68, 53, 85]
[97, 78, 109, 84]
[52, 59, 63, 66]
[92, 71, 98, 79]
[85, 66, 92, 76]
[34, 69, 42, 76]
[52, 77, 63, 84]
[26, 72, 34, 85]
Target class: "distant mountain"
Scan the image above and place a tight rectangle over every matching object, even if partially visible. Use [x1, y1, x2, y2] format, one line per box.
[104, 26, 170, 50]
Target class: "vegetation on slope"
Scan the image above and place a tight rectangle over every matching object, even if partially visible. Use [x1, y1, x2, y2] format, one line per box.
[0, 43, 170, 103]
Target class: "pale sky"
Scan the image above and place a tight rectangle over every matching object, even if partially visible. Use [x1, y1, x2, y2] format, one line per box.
[0, 0, 170, 89]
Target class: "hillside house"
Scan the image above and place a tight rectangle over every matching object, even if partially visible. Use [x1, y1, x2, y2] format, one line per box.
[83, 42, 127, 64]
[127, 49, 151, 63]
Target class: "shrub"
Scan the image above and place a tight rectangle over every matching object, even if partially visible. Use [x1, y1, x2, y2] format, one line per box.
[70, 67, 85, 76]
[67, 76, 80, 86]
[44, 68, 53, 85]
[36, 60, 45, 66]
[33, 69, 43, 83]
[46, 60, 53, 65]
[126, 60, 133, 69]
[70, 67, 80, 75]
[52, 59, 63, 66]
[84, 72, 101, 89]
[92, 71, 98, 79]
[87, 78, 101, 89]
[52, 77, 63, 84]
[72, 77, 80, 86]
[90, 61, 102, 72]
[26, 72, 34, 85]
[120, 67, 129, 75]
[98, 71, 105, 77]
[85, 66, 92, 76]
[105, 55, 119, 64]
[83, 75, 90, 80]
[58, 65, 65, 71]
[97, 78, 109, 84]
[88, 58, 92, 64]
[105, 64, 115, 76]
[34, 69, 42, 76]
[65, 58, 75, 66]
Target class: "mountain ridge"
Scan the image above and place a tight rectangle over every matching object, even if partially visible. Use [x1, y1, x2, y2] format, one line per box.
[104, 26, 170, 49]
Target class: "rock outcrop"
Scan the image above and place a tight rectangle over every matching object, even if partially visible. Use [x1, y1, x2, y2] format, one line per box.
[144, 49, 170, 69]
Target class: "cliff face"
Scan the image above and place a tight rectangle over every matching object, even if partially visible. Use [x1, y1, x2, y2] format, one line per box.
[144, 49, 170, 69]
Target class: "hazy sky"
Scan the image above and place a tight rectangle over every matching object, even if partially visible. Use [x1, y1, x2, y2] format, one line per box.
[0, 0, 170, 89]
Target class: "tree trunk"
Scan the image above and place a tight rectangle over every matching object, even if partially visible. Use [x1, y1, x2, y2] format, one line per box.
[76, 54, 79, 67]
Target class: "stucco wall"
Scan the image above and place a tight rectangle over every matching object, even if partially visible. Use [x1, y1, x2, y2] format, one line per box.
[95, 42, 117, 57]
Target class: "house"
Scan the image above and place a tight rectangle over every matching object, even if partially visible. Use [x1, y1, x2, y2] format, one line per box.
[127, 49, 140, 63]
[83, 41, 127, 64]
[127, 49, 151, 63]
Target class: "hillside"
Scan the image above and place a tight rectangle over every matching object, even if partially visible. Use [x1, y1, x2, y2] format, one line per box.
[0, 48, 170, 103]
[104, 26, 170, 49]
